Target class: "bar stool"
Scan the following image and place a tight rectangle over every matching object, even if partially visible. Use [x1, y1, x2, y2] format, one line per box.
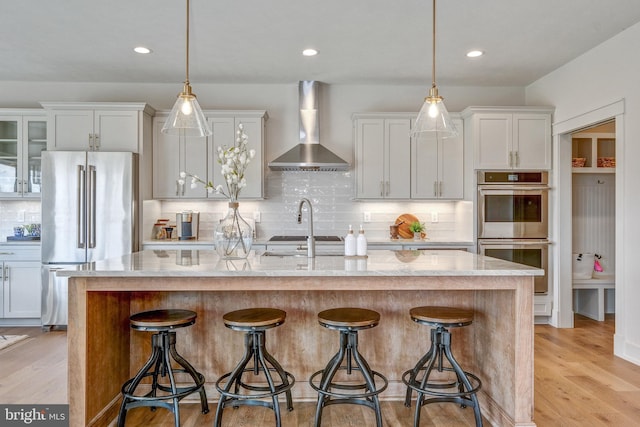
[309, 307, 388, 427]
[402, 306, 483, 427]
[117, 309, 208, 427]
[214, 308, 295, 427]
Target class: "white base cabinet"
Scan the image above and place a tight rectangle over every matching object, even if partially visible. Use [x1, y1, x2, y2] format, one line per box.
[463, 107, 553, 170]
[0, 245, 41, 322]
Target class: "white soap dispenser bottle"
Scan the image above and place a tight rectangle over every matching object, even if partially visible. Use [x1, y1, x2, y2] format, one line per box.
[344, 225, 356, 256]
[356, 224, 367, 256]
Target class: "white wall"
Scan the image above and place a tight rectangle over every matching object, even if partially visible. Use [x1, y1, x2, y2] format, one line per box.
[527, 21, 640, 364]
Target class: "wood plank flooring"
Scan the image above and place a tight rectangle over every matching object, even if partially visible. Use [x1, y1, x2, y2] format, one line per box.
[1, 315, 640, 426]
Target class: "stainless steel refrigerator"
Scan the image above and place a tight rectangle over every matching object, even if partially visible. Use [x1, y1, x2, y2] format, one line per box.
[41, 151, 139, 327]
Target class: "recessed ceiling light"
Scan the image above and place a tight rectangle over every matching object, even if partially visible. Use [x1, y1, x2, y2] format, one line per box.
[466, 50, 484, 58]
[302, 48, 318, 57]
[134, 46, 152, 54]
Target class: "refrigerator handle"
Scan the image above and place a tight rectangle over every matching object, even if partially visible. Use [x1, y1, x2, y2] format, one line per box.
[88, 165, 97, 248]
[77, 165, 86, 249]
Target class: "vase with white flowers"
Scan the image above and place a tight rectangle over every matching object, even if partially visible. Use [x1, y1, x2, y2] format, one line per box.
[181, 123, 256, 259]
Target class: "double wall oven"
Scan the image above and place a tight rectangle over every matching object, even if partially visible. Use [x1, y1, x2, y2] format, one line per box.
[477, 171, 550, 294]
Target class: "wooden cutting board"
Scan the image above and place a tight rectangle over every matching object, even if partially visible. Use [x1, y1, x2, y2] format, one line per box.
[395, 213, 420, 239]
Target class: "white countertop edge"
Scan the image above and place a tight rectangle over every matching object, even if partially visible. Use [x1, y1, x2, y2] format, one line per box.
[57, 249, 543, 278]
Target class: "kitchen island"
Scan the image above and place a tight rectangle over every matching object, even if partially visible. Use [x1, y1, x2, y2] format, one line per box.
[63, 249, 540, 427]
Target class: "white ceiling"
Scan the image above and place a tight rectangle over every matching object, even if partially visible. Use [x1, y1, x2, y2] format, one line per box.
[3, 0, 640, 87]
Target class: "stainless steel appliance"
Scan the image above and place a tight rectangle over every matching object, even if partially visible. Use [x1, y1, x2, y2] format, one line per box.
[41, 151, 138, 327]
[478, 239, 549, 294]
[477, 171, 549, 239]
[477, 171, 550, 294]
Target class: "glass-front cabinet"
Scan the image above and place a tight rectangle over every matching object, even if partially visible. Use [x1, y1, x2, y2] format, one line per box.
[0, 111, 46, 198]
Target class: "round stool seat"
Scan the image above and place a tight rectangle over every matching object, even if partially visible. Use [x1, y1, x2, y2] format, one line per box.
[223, 307, 286, 330]
[318, 307, 380, 330]
[409, 306, 473, 328]
[130, 309, 197, 331]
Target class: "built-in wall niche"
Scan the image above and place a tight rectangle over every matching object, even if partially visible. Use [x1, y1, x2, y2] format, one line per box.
[571, 121, 615, 173]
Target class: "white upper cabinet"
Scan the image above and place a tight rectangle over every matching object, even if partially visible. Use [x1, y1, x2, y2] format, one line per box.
[0, 110, 47, 198]
[208, 112, 266, 200]
[41, 102, 155, 152]
[411, 116, 464, 199]
[464, 107, 553, 170]
[152, 115, 208, 199]
[353, 114, 411, 199]
[152, 111, 267, 200]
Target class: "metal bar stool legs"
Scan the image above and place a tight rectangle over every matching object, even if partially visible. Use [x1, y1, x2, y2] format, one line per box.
[117, 310, 208, 427]
[403, 306, 482, 427]
[214, 308, 295, 427]
[309, 308, 388, 427]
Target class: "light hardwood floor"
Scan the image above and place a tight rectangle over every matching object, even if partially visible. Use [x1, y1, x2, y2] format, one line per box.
[1, 315, 639, 426]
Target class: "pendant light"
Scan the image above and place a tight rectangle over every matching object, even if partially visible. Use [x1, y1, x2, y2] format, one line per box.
[162, 0, 211, 137]
[412, 0, 457, 138]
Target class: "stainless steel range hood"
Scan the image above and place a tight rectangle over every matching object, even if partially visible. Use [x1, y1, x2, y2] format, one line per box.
[269, 81, 349, 171]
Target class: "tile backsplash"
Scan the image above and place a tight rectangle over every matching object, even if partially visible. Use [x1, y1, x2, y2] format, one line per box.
[149, 171, 473, 242]
[0, 200, 41, 241]
[0, 173, 473, 244]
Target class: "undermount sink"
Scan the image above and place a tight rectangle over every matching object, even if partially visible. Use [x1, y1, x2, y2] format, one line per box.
[268, 235, 343, 242]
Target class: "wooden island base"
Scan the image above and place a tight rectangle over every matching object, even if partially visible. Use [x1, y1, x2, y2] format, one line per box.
[68, 273, 535, 427]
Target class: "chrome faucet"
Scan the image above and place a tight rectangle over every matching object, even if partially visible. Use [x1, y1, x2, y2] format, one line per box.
[297, 198, 315, 257]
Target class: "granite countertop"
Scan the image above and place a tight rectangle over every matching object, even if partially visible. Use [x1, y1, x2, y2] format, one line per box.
[57, 249, 541, 278]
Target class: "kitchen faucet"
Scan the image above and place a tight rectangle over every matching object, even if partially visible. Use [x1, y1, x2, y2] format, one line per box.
[297, 198, 315, 257]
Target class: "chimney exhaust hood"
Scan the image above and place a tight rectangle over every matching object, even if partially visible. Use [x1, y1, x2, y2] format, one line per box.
[268, 81, 349, 171]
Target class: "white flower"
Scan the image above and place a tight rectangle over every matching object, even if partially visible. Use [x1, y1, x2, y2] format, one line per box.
[212, 123, 254, 201]
[179, 171, 186, 178]
[177, 178, 185, 185]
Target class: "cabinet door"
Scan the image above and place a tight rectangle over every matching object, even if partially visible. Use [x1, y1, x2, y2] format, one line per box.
[208, 117, 236, 200]
[182, 136, 208, 198]
[474, 113, 512, 169]
[439, 118, 464, 199]
[235, 117, 264, 199]
[3, 261, 41, 318]
[93, 110, 139, 152]
[385, 119, 411, 198]
[153, 119, 182, 198]
[22, 117, 47, 197]
[355, 119, 385, 198]
[47, 109, 94, 150]
[0, 116, 21, 196]
[153, 118, 208, 199]
[513, 113, 551, 170]
[411, 131, 439, 198]
[209, 116, 265, 200]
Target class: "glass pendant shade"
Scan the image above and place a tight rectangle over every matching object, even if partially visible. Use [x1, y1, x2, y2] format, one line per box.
[413, 0, 457, 139]
[412, 86, 458, 138]
[162, 83, 211, 137]
[161, 0, 211, 137]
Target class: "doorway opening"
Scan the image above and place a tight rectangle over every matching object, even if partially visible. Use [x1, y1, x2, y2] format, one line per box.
[570, 121, 616, 323]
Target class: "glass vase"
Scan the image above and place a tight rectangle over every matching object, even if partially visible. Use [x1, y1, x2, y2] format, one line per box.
[214, 202, 253, 259]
